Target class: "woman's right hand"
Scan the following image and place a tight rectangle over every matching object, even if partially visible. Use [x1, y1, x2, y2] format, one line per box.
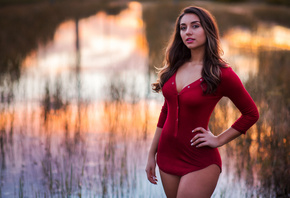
[145, 154, 158, 184]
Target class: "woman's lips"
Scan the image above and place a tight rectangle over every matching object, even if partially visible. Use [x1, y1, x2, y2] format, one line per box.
[186, 38, 195, 43]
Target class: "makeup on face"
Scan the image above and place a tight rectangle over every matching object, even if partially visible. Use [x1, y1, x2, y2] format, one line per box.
[179, 14, 206, 49]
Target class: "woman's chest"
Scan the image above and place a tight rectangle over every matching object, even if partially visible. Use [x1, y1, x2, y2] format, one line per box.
[162, 74, 221, 107]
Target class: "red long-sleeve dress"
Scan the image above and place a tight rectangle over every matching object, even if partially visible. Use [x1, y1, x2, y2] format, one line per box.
[156, 67, 259, 176]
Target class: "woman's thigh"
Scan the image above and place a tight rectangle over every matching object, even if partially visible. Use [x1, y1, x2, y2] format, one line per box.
[177, 164, 220, 198]
[159, 169, 181, 198]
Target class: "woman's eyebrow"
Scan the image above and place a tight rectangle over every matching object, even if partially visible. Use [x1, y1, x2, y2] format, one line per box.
[180, 21, 200, 26]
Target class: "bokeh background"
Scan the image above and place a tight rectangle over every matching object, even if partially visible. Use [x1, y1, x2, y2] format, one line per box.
[0, 0, 289, 197]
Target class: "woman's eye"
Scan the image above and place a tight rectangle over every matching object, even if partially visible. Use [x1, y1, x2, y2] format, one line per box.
[180, 26, 186, 31]
[192, 25, 199, 29]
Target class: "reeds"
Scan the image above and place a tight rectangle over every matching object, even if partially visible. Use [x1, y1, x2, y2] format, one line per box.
[0, 1, 289, 197]
[0, 71, 160, 197]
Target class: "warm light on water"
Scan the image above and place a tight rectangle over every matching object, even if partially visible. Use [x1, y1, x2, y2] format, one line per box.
[20, 1, 149, 103]
[0, 1, 289, 197]
[222, 23, 290, 81]
[224, 24, 290, 50]
[22, 2, 147, 71]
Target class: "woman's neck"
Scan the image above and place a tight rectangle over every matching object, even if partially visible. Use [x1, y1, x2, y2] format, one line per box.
[189, 47, 205, 65]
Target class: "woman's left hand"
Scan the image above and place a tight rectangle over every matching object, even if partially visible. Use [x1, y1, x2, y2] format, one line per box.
[190, 127, 220, 148]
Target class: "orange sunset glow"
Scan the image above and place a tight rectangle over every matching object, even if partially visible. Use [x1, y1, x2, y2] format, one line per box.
[1, 1, 289, 197]
[22, 1, 148, 73]
[224, 24, 290, 50]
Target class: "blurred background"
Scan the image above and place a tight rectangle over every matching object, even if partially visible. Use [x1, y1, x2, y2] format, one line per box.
[0, 0, 289, 197]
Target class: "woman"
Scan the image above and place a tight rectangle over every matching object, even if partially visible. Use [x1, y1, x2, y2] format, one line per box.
[145, 6, 259, 198]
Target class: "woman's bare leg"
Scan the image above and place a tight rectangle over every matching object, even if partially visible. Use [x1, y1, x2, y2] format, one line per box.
[176, 164, 220, 198]
[159, 169, 181, 198]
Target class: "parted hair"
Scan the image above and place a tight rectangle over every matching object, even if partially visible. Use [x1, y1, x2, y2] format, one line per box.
[151, 6, 227, 94]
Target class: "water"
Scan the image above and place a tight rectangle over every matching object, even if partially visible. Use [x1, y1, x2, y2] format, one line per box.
[0, 1, 289, 197]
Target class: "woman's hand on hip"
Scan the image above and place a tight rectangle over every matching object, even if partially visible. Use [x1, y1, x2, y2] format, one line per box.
[190, 127, 220, 148]
[145, 154, 158, 184]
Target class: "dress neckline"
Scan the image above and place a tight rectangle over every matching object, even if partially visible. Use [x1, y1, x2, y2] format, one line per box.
[174, 72, 202, 94]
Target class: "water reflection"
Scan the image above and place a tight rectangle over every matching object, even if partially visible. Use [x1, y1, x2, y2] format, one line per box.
[0, 1, 127, 84]
[0, 1, 290, 197]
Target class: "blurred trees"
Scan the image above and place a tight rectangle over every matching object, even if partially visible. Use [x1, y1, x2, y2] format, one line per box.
[1, 0, 289, 7]
[215, 0, 290, 6]
[245, 50, 290, 197]
[142, 3, 183, 70]
[0, 1, 126, 85]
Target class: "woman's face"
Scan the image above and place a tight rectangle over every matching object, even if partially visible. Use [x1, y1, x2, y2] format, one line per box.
[179, 13, 206, 50]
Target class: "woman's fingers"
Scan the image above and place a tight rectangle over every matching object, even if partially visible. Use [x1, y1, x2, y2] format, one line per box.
[191, 127, 212, 147]
[196, 141, 209, 147]
[145, 168, 158, 184]
[150, 168, 158, 184]
[145, 156, 158, 184]
[191, 137, 206, 146]
[190, 128, 207, 143]
[190, 133, 205, 142]
[192, 127, 207, 133]
[151, 175, 158, 184]
[190, 127, 219, 148]
[148, 174, 158, 184]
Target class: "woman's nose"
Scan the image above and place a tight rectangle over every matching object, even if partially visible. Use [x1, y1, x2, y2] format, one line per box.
[186, 28, 192, 35]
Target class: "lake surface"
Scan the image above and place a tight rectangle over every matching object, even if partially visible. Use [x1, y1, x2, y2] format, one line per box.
[0, 1, 289, 197]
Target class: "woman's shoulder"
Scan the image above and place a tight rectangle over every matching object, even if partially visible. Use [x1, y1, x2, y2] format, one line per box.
[219, 65, 238, 80]
[220, 65, 234, 74]
[219, 65, 243, 88]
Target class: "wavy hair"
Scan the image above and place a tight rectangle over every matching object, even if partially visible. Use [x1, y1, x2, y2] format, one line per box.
[152, 6, 227, 94]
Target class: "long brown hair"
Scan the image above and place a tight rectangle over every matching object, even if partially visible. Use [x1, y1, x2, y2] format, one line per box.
[152, 6, 227, 94]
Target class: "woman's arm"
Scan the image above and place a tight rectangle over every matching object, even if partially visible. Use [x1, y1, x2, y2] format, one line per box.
[145, 127, 162, 184]
[191, 67, 259, 148]
[221, 67, 259, 134]
[146, 99, 167, 184]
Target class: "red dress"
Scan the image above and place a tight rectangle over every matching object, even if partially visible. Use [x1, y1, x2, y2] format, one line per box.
[156, 67, 259, 176]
